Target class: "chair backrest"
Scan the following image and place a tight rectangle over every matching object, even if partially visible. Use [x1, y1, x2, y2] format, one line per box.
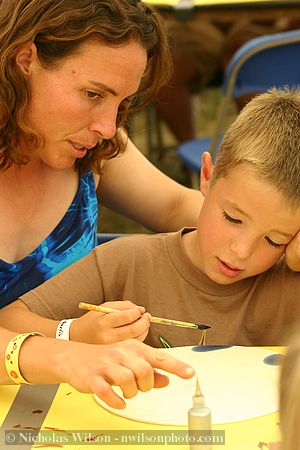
[97, 233, 127, 245]
[210, 28, 300, 158]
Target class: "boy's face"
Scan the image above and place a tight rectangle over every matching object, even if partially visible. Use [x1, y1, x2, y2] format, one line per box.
[193, 158, 300, 285]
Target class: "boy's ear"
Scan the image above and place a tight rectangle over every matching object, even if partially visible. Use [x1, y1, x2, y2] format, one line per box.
[15, 42, 38, 75]
[200, 152, 214, 196]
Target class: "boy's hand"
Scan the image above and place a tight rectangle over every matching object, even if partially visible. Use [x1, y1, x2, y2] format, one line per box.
[285, 229, 300, 271]
[71, 300, 151, 344]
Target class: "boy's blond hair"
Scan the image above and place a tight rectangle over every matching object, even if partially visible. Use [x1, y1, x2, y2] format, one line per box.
[212, 88, 300, 208]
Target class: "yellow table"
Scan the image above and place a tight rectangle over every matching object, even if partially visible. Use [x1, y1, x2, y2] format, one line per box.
[0, 347, 283, 450]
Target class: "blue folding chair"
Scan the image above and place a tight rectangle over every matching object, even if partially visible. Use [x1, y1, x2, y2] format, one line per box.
[96, 233, 127, 245]
[177, 28, 300, 186]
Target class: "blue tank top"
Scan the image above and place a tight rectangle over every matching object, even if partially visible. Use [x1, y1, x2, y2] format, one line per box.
[0, 170, 98, 307]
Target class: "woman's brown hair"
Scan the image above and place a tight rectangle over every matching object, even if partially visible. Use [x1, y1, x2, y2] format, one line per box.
[0, 0, 172, 172]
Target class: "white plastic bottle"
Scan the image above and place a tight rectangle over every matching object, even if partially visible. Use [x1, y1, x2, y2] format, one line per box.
[188, 377, 212, 450]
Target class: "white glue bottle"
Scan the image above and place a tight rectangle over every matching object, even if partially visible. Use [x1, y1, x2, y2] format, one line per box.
[188, 377, 212, 450]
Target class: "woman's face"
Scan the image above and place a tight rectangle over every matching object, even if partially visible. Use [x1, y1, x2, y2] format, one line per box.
[16, 39, 147, 169]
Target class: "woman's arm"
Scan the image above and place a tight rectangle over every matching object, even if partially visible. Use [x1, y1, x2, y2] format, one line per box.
[98, 135, 203, 232]
[0, 328, 194, 408]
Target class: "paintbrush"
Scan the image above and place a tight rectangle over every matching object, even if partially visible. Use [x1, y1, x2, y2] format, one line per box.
[197, 330, 207, 346]
[79, 302, 211, 330]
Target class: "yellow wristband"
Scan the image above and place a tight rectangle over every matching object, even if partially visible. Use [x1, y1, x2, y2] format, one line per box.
[5, 332, 45, 384]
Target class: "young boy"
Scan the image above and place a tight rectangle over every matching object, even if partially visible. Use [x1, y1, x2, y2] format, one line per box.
[1, 88, 300, 348]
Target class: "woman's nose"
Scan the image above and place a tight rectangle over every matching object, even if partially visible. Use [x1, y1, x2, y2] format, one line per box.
[89, 110, 117, 140]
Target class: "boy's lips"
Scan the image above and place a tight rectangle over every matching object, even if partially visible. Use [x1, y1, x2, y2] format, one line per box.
[217, 258, 243, 278]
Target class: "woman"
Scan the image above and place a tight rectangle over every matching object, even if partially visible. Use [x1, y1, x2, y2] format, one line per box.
[0, 0, 203, 305]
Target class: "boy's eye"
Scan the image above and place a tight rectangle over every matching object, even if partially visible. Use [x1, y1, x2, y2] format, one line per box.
[222, 211, 241, 224]
[265, 236, 282, 248]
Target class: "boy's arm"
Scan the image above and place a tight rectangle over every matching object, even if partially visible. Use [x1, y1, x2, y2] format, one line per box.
[0, 247, 150, 343]
[0, 300, 150, 344]
[285, 230, 300, 271]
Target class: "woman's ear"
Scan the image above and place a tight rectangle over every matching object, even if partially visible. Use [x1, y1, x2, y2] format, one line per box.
[200, 152, 214, 196]
[15, 42, 38, 75]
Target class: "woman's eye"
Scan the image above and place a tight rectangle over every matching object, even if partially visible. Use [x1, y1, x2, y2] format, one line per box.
[222, 211, 241, 224]
[85, 90, 102, 100]
[265, 236, 282, 248]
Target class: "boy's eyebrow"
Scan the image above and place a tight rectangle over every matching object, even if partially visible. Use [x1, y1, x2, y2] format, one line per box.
[229, 202, 293, 239]
[270, 230, 293, 239]
[228, 202, 250, 219]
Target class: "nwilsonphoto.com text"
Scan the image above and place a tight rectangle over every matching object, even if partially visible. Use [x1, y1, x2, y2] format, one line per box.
[4, 429, 225, 445]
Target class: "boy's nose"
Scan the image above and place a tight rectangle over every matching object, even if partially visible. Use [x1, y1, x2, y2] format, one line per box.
[229, 239, 254, 261]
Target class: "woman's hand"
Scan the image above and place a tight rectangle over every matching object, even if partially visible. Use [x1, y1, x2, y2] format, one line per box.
[70, 301, 151, 344]
[14, 333, 195, 408]
[285, 230, 300, 271]
[57, 338, 195, 409]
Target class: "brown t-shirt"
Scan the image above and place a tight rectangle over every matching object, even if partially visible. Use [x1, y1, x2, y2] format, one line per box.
[20, 229, 300, 348]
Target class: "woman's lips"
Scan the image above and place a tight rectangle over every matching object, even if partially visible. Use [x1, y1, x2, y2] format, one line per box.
[69, 141, 88, 158]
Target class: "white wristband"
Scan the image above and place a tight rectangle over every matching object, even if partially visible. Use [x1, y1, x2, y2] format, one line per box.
[56, 319, 76, 340]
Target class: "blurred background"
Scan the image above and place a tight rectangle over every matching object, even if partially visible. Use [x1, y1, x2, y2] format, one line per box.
[99, 87, 236, 234]
[99, 1, 300, 235]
